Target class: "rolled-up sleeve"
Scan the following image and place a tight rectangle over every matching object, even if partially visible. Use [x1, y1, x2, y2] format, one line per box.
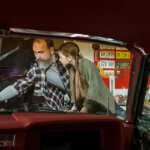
[13, 68, 36, 95]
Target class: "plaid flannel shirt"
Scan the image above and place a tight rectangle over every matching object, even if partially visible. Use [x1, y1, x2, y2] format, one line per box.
[13, 53, 70, 110]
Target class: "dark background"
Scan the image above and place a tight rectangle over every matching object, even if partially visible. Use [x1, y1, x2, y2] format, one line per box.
[0, 0, 150, 49]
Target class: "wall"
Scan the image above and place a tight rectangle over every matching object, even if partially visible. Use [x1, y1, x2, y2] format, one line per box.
[64, 40, 94, 62]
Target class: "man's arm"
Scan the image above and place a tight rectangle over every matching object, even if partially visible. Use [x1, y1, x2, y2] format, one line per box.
[13, 67, 36, 95]
[0, 85, 19, 101]
[0, 67, 36, 101]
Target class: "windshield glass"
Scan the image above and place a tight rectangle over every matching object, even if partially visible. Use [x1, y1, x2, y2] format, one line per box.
[0, 34, 133, 118]
[141, 70, 150, 128]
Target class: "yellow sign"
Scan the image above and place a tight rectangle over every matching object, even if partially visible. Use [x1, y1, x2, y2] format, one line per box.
[100, 70, 114, 78]
[116, 46, 128, 50]
[144, 100, 150, 105]
[100, 68, 104, 74]
[116, 51, 130, 59]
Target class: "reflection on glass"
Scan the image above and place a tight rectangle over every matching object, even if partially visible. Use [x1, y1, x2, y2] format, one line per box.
[140, 74, 150, 129]
[0, 34, 133, 119]
[143, 74, 150, 116]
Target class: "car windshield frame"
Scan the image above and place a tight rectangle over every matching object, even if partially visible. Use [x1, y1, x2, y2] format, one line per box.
[0, 27, 145, 123]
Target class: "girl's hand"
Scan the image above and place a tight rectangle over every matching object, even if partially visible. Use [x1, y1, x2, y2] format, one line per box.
[80, 107, 88, 113]
[63, 109, 74, 112]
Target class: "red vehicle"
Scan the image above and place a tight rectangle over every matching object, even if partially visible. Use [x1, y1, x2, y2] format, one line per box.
[0, 1, 150, 150]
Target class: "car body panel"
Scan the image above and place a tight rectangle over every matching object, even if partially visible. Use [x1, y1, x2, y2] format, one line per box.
[0, 1, 150, 150]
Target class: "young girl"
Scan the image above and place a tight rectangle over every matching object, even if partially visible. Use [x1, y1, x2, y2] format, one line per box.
[58, 42, 115, 114]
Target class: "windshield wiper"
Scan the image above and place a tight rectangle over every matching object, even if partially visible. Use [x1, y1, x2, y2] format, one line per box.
[0, 45, 20, 61]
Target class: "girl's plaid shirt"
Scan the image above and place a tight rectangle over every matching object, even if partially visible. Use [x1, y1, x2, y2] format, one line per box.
[13, 53, 70, 111]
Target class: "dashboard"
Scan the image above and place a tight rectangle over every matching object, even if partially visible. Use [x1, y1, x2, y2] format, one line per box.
[0, 113, 131, 150]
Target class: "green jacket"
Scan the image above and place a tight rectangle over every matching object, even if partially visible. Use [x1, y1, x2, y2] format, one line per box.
[79, 58, 115, 114]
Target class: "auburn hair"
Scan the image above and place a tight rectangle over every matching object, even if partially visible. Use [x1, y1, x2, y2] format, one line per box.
[59, 42, 88, 111]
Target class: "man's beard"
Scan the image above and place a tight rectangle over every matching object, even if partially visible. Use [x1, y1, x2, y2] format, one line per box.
[36, 56, 52, 69]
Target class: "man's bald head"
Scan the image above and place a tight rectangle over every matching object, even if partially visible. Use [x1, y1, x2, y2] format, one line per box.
[33, 38, 54, 49]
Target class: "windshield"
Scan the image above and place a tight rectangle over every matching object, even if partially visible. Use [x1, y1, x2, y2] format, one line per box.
[0, 34, 133, 118]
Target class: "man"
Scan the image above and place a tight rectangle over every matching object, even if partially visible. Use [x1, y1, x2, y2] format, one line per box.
[0, 38, 70, 111]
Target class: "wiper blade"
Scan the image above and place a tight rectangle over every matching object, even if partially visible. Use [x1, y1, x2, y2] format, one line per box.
[0, 45, 20, 61]
[37, 109, 65, 113]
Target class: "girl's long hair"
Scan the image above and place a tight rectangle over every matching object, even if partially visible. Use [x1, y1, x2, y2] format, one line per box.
[59, 42, 88, 111]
